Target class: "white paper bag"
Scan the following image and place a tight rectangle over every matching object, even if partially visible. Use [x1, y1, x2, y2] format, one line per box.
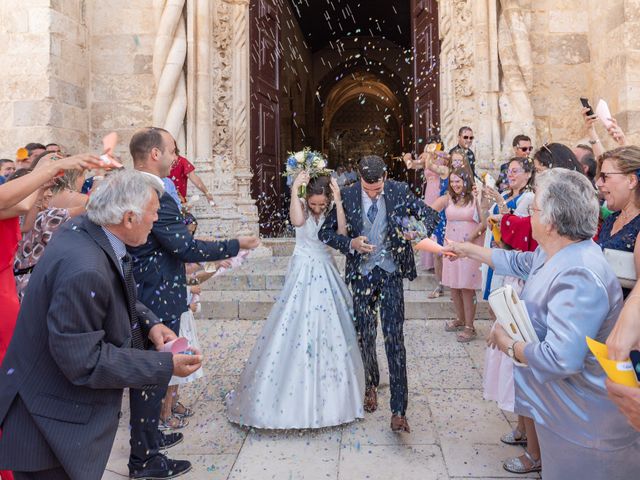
[596, 99, 613, 129]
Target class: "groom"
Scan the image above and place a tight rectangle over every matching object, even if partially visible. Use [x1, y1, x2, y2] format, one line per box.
[319, 155, 438, 432]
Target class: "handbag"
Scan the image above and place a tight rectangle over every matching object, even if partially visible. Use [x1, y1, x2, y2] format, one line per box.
[488, 285, 539, 366]
[603, 248, 636, 289]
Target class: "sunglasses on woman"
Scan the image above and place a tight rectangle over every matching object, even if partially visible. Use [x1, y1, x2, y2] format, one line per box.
[597, 171, 628, 183]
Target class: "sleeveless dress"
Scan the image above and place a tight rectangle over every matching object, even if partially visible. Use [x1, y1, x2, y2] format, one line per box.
[0, 217, 21, 364]
[420, 169, 443, 270]
[441, 198, 482, 289]
[597, 211, 640, 296]
[225, 213, 365, 429]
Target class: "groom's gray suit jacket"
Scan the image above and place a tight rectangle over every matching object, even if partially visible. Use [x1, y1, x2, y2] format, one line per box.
[319, 179, 438, 285]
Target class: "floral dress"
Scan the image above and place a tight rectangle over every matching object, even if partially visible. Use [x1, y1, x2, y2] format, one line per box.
[14, 208, 70, 300]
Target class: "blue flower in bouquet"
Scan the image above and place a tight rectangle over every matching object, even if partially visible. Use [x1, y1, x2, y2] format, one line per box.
[283, 147, 332, 197]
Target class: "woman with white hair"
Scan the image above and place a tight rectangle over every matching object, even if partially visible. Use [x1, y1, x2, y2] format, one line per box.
[445, 169, 640, 478]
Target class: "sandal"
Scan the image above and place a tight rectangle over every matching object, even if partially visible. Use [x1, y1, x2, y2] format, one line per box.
[428, 285, 444, 299]
[456, 326, 477, 343]
[172, 401, 194, 418]
[503, 450, 542, 474]
[500, 428, 528, 446]
[159, 414, 189, 431]
[444, 319, 465, 332]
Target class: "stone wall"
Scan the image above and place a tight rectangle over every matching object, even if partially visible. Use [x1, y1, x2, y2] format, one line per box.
[87, 0, 156, 160]
[0, 0, 63, 157]
[439, 0, 640, 170]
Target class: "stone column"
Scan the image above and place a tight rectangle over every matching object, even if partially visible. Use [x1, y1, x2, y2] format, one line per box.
[152, 0, 187, 149]
[190, 0, 258, 239]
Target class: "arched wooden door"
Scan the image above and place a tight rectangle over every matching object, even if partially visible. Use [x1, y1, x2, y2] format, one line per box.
[412, 0, 440, 149]
[250, 0, 284, 236]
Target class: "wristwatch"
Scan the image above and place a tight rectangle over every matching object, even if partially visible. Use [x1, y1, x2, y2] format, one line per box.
[588, 139, 600, 145]
[507, 341, 517, 360]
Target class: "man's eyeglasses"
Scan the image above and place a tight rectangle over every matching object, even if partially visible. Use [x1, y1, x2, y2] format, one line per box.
[597, 171, 628, 183]
[527, 205, 542, 216]
[462, 135, 474, 140]
[518, 146, 533, 152]
[507, 168, 525, 175]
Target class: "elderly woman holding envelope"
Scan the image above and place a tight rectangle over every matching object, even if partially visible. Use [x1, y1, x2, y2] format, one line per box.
[444, 168, 640, 479]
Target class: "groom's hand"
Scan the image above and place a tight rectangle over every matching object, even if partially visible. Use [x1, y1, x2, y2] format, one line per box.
[351, 236, 375, 254]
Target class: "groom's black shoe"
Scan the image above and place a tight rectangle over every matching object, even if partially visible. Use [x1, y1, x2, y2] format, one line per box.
[391, 415, 411, 433]
[364, 387, 378, 413]
[129, 454, 192, 479]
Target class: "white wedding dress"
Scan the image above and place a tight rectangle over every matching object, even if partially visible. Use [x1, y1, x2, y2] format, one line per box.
[226, 212, 365, 429]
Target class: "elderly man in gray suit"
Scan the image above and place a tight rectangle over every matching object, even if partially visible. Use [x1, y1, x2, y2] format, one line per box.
[0, 170, 202, 480]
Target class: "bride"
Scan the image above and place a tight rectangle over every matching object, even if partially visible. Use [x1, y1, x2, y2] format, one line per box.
[225, 171, 365, 429]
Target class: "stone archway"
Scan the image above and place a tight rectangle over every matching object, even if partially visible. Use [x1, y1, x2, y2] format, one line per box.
[321, 72, 405, 172]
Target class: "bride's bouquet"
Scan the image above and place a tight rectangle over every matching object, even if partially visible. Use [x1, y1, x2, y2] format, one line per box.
[283, 148, 331, 197]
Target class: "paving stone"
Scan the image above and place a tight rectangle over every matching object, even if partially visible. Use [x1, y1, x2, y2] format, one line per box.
[229, 430, 341, 479]
[341, 390, 437, 447]
[339, 444, 448, 480]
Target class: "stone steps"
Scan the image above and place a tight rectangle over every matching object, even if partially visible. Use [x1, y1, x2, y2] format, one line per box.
[199, 247, 492, 321]
[199, 289, 491, 320]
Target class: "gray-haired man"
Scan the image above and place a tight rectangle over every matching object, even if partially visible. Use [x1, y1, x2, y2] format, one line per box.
[0, 170, 202, 480]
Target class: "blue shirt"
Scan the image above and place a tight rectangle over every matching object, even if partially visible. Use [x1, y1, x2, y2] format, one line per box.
[101, 227, 127, 275]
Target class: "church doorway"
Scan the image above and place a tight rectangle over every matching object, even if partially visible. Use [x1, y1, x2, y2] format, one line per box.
[249, 0, 440, 236]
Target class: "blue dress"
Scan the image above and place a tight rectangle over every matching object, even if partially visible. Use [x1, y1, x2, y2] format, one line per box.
[597, 211, 640, 296]
[597, 211, 640, 251]
[433, 177, 448, 245]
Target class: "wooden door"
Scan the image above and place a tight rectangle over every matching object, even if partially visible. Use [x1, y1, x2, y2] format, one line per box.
[412, 0, 440, 150]
[250, 0, 284, 236]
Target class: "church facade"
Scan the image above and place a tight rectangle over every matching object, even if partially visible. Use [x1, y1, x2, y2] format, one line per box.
[0, 0, 638, 236]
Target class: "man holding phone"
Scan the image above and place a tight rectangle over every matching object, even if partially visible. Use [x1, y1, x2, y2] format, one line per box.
[319, 155, 438, 433]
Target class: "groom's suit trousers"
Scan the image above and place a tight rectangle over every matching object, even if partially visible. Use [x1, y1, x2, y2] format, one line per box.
[352, 266, 407, 415]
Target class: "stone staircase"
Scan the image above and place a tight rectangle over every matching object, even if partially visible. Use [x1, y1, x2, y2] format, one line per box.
[199, 238, 491, 321]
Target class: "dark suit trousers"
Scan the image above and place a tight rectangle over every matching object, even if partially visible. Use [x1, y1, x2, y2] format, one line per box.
[352, 267, 408, 415]
[13, 468, 70, 480]
[128, 381, 168, 469]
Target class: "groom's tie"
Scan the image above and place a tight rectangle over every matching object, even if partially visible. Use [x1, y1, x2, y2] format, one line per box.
[367, 201, 378, 224]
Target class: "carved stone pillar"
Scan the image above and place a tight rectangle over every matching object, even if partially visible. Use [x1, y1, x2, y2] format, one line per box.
[152, 0, 187, 149]
[196, 0, 258, 238]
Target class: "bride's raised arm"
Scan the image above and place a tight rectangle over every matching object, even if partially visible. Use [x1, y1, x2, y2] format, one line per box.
[329, 177, 347, 235]
[289, 171, 309, 227]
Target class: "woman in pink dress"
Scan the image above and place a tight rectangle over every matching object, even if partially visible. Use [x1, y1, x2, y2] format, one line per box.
[420, 166, 443, 270]
[431, 167, 485, 342]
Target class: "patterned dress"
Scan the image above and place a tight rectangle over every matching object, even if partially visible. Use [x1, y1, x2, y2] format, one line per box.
[14, 208, 70, 300]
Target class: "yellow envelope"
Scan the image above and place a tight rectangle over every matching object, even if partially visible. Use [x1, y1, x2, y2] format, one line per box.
[488, 218, 502, 244]
[586, 337, 639, 388]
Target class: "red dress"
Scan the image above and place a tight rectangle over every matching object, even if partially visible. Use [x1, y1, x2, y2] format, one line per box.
[0, 217, 20, 364]
[168, 155, 195, 199]
[0, 217, 19, 480]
